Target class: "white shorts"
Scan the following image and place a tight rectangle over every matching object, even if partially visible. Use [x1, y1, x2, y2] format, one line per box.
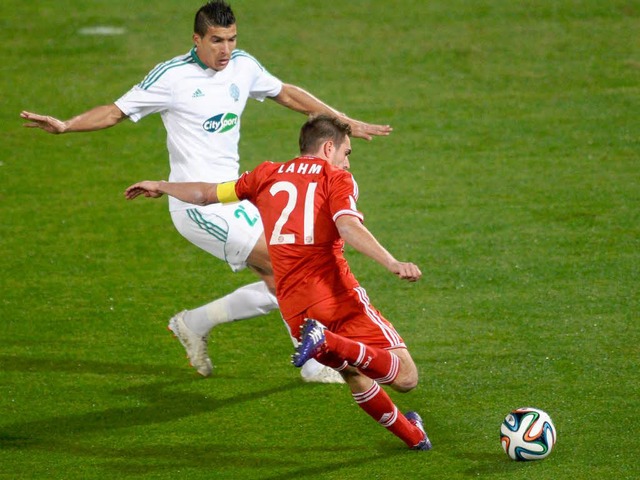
[170, 200, 264, 272]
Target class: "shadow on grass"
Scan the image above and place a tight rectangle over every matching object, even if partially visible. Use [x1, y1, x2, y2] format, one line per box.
[0, 354, 411, 477]
[258, 449, 407, 480]
[0, 354, 302, 442]
[0, 353, 188, 377]
[14, 440, 402, 477]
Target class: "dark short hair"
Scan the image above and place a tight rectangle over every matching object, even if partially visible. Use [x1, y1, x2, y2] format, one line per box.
[299, 115, 352, 154]
[194, 1, 236, 36]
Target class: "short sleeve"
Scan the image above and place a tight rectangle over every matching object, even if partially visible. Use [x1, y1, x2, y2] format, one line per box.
[234, 171, 250, 202]
[114, 67, 172, 122]
[232, 51, 283, 101]
[330, 172, 363, 223]
[235, 162, 274, 203]
[250, 68, 283, 101]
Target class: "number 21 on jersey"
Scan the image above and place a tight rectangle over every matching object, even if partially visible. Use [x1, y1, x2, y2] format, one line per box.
[269, 181, 317, 245]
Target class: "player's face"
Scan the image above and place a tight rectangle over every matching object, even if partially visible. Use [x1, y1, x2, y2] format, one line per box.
[330, 136, 352, 170]
[193, 24, 237, 71]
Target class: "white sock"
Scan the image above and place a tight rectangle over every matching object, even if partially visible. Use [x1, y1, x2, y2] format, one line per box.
[301, 358, 331, 378]
[183, 283, 333, 380]
[184, 281, 278, 336]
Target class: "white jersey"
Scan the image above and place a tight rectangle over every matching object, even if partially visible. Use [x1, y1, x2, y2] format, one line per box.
[115, 48, 283, 211]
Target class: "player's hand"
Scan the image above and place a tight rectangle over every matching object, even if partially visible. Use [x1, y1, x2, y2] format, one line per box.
[20, 111, 67, 134]
[344, 117, 393, 141]
[390, 261, 422, 282]
[124, 181, 165, 200]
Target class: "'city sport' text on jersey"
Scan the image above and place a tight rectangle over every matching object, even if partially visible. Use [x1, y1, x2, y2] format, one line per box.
[203, 112, 239, 133]
[277, 162, 323, 175]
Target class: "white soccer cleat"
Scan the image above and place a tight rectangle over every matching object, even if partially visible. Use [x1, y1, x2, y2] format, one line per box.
[300, 358, 345, 384]
[168, 310, 213, 377]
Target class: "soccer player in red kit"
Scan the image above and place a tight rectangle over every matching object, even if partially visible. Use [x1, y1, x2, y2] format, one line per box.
[125, 115, 432, 450]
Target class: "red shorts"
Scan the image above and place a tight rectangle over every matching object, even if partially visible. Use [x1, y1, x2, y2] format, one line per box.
[287, 286, 406, 350]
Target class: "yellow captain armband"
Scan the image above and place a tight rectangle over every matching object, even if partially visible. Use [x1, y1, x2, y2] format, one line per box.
[216, 181, 239, 203]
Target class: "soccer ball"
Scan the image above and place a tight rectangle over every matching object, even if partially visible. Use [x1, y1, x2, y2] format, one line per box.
[500, 407, 557, 461]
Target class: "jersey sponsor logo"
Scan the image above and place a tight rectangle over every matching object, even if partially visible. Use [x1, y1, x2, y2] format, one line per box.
[202, 113, 239, 133]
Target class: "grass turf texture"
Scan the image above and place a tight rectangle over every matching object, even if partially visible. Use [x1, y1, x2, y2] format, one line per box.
[1, 0, 638, 478]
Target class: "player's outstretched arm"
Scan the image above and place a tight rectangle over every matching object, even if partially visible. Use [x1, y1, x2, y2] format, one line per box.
[271, 83, 392, 141]
[125, 181, 221, 206]
[335, 215, 421, 282]
[20, 104, 127, 134]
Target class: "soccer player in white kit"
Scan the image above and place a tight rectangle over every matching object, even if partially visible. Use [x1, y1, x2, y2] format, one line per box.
[20, 0, 392, 382]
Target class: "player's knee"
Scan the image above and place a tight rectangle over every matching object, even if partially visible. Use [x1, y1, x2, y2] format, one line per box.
[391, 370, 419, 393]
[388, 349, 419, 392]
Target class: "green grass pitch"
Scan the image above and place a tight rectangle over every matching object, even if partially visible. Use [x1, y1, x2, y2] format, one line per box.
[1, 1, 638, 478]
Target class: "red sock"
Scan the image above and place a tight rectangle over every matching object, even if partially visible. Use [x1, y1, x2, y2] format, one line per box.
[352, 382, 424, 447]
[318, 330, 399, 384]
[315, 350, 348, 370]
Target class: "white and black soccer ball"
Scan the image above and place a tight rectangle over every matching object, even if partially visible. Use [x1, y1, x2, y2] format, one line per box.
[500, 407, 557, 461]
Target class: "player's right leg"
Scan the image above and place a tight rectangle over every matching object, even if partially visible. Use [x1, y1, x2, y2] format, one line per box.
[291, 289, 416, 388]
[293, 318, 416, 390]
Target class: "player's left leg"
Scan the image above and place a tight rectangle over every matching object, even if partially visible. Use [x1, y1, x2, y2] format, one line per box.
[170, 205, 278, 341]
[340, 368, 430, 450]
[171, 205, 341, 382]
[168, 280, 278, 376]
[293, 320, 431, 449]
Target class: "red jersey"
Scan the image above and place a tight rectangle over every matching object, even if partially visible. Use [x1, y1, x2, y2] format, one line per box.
[235, 156, 363, 318]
